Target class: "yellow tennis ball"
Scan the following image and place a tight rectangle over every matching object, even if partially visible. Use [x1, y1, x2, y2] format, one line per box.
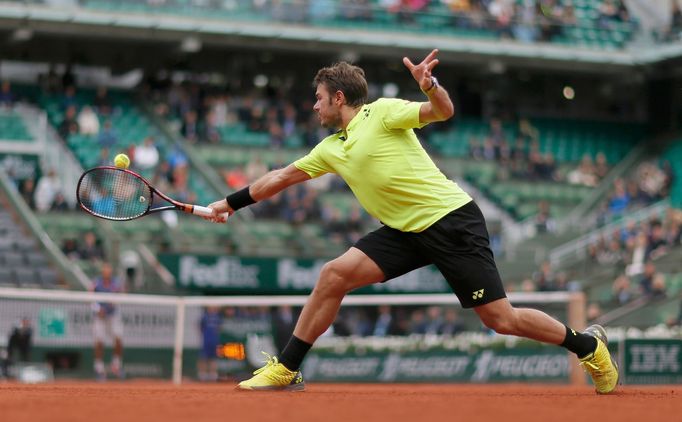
[114, 153, 130, 169]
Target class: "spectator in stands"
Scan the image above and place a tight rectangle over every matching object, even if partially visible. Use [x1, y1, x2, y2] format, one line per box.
[58, 105, 79, 140]
[95, 148, 111, 167]
[79, 231, 105, 262]
[612, 274, 633, 305]
[61, 85, 78, 111]
[533, 260, 556, 291]
[202, 110, 221, 144]
[245, 156, 269, 183]
[371, 305, 398, 337]
[489, 0, 515, 39]
[323, 206, 348, 246]
[50, 192, 70, 212]
[645, 220, 668, 260]
[98, 120, 118, 149]
[61, 238, 81, 260]
[650, 273, 667, 300]
[568, 154, 598, 187]
[0, 80, 15, 108]
[197, 306, 222, 382]
[134, 136, 160, 170]
[33, 169, 61, 212]
[513, 0, 539, 42]
[61, 64, 76, 91]
[597, 0, 617, 29]
[420, 306, 443, 335]
[91, 262, 125, 381]
[281, 103, 298, 138]
[224, 165, 248, 189]
[268, 121, 285, 148]
[638, 261, 661, 298]
[597, 238, 625, 267]
[19, 177, 36, 210]
[94, 86, 113, 116]
[607, 179, 629, 216]
[625, 231, 648, 277]
[181, 110, 200, 142]
[77, 105, 100, 136]
[534, 200, 555, 233]
[467, 137, 484, 160]
[594, 152, 609, 180]
[537, 0, 565, 41]
[408, 308, 428, 334]
[440, 307, 465, 336]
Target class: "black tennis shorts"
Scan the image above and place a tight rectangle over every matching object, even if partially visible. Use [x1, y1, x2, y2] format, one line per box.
[354, 200, 507, 308]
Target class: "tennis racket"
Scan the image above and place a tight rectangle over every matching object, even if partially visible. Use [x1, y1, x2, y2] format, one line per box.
[76, 166, 227, 222]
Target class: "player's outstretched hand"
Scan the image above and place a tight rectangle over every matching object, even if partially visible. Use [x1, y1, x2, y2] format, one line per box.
[204, 199, 232, 223]
[403, 49, 440, 92]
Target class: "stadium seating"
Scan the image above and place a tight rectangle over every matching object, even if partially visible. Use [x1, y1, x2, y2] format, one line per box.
[78, 0, 636, 50]
[0, 207, 58, 287]
[0, 111, 32, 141]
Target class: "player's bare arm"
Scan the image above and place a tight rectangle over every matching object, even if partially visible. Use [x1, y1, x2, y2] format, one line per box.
[206, 164, 311, 221]
[403, 49, 454, 123]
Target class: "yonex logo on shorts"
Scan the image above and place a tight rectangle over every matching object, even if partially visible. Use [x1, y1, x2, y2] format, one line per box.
[472, 289, 484, 299]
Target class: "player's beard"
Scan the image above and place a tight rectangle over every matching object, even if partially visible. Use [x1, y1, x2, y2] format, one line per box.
[319, 109, 342, 129]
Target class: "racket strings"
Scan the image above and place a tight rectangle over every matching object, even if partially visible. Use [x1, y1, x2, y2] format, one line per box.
[78, 168, 152, 220]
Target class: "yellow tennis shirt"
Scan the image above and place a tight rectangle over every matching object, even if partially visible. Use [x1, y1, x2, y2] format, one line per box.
[294, 98, 472, 232]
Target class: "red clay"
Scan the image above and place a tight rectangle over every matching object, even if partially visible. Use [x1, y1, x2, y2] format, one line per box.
[1, 382, 680, 422]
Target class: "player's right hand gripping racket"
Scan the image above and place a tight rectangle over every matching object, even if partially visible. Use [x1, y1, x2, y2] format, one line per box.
[77, 166, 227, 222]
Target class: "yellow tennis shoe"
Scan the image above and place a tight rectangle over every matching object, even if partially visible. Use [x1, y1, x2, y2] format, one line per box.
[237, 353, 305, 392]
[579, 324, 619, 394]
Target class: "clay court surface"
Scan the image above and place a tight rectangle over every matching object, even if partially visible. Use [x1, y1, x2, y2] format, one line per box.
[2, 382, 680, 422]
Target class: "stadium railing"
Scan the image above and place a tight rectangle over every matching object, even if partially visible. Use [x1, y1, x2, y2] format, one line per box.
[549, 199, 672, 268]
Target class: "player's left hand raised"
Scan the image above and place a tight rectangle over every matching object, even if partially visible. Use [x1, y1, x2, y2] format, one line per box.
[403, 49, 440, 92]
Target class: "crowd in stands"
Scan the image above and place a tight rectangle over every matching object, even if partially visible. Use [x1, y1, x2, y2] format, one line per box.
[591, 209, 681, 302]
[467, 117, 613, 186]
[124, 0, 635, 45]
[596, 160, 675, 225]
[61, 231, 106, 263]
[147, 77, 326, 149]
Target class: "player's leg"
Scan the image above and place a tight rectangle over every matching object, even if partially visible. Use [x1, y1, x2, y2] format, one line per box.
[110, 313, 124, 379]
[473, 298, 590, 350]
[237, 226, 427, 391]
[93, 317, 106, 380]
[291, 247, 385, 343]
[425, 201, 618, 393]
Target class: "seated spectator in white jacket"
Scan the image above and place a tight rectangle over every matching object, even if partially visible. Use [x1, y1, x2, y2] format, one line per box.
[78, 105, 100, 136]
[134, 137, 160, 170]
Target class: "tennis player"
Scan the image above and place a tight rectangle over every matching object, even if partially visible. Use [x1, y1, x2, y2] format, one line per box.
[91, 262, 125, 381]
[205, 49, 618, 393]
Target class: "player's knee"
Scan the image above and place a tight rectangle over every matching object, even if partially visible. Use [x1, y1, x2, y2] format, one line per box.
[480, 310, 517, 335]
[314, 261, 352, 297]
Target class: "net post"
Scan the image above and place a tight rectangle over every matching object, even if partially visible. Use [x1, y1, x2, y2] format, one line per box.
[568, 291, 587, 386]
[172, 297, 186, 385]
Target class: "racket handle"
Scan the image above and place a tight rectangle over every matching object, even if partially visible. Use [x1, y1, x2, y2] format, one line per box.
[192, 205, 229, 221]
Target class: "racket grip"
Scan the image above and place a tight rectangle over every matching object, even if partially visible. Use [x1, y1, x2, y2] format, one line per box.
[192, 205, 229, 222]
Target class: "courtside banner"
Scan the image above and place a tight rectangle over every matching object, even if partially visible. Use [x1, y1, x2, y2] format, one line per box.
[623, 338, 682, 384]
[159, 254, 452, 294]
[302, 348, 570, 383]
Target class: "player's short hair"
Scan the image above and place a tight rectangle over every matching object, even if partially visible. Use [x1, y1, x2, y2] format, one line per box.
[313, 62, 368, 107]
